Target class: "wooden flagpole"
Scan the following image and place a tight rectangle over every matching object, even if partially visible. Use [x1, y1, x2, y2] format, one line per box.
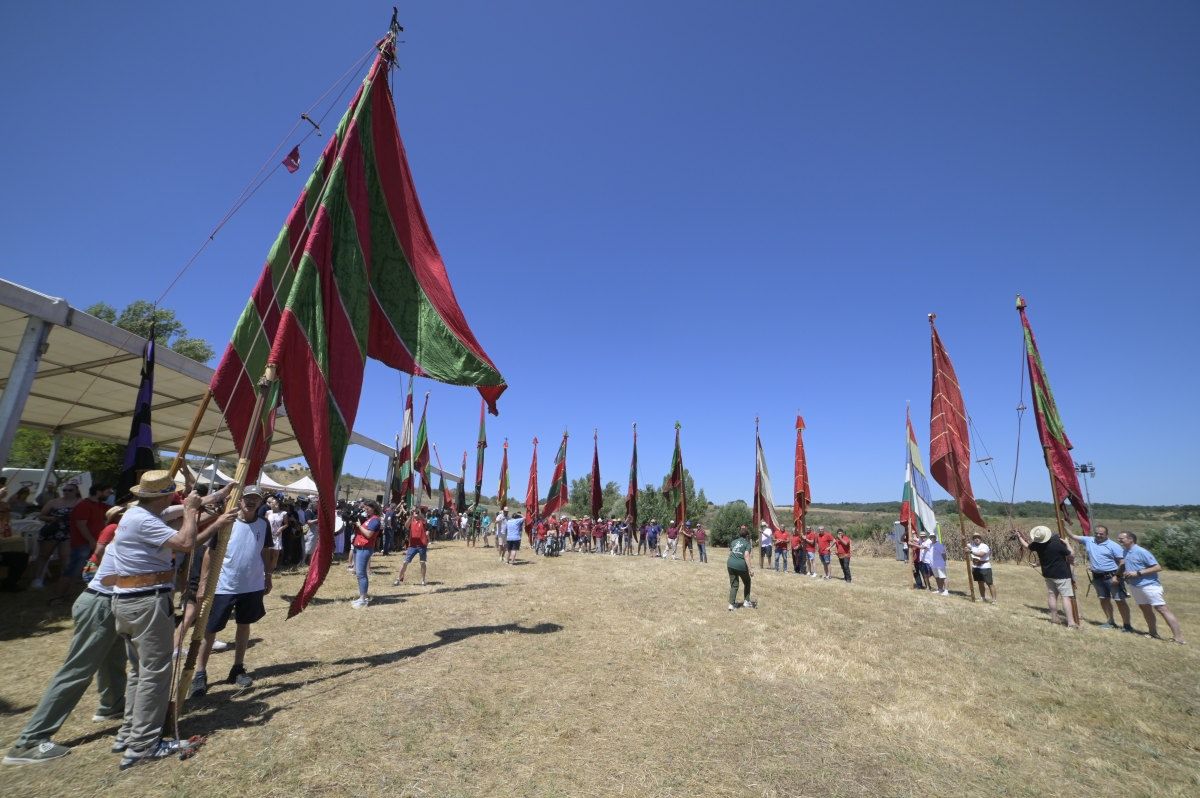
[1045, 458, 1082, 626]
[166, 389, 212, 479]
[175, 365, 277, 712]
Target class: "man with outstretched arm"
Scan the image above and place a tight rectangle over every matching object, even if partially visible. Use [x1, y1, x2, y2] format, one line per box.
[1068, 525, 1133, 632]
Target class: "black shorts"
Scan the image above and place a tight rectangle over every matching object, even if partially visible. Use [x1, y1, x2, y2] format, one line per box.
[506, 539, 521, 552]
[206, 590, 266, 633]
[972, 567, 994, 585]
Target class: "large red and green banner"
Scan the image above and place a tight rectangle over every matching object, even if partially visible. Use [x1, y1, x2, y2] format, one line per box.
[590, 430, 602, 521]
[792, 415, 810, 532]
[624, 424, 638, 528]
[524, 438, 539, 539]
[1017, 296, 1091, 533]
[663, 423, 687, 527]
[212, 32, 506, 617]
[928, 315, 987, 528]
[542, 432, 569, 519]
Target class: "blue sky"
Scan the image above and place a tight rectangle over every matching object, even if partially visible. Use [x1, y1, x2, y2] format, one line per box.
[2, 2, 1197, 505]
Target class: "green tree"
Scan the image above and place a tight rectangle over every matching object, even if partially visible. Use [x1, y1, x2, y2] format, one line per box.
[86, 299, 215, 363]
[8, 428, 129, 484]
[566, 476, 621, 519]
[1141, 521, 1200, 571]
[710, 500, 752, 547]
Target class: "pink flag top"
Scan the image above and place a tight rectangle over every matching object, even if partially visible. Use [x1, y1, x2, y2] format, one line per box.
[282, 145, 301, 174]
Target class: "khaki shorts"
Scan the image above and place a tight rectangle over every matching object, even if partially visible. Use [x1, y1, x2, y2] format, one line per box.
[1044, 577, 1074, 598]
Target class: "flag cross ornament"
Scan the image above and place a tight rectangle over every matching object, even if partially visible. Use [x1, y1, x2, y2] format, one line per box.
[210, 29, 506, 617]
[1017, 296, 1091, 533]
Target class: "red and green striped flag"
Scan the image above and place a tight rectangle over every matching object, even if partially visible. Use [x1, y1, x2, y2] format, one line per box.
[624, 423, 638, 528]
[663, 422, 687, 527]
[1017, 295, 1091, 533]
[542, 431, 569, 519]
[413, 392, 431, 498]
[524, 437, 539, 538]
[473, 398, 487, 507]
[217, 30, 506, 617]
[497, 438, 509, 510]
[590, 430, 603, 521]
[391, 377, 414, 506]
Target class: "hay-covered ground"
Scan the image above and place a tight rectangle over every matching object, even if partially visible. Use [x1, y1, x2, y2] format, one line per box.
[1, 542, 1197, 798]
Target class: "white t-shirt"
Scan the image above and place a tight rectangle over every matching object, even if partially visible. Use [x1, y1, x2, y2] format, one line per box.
[265, 509, 288, 550]
[760, 529, 772, 547]
[968, 542, 992, 569]
[106, 505, 177, 593]
[919, 538, 934, 564]
[214, 517, 269, 595]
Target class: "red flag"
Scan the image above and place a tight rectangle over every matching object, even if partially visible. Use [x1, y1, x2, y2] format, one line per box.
[662, 423, 687, 527]
[524, 437, 539, 539]
[497, 438, 509, 510]
[590, 430, 602, 520]
[624, 423, 638, 528]
[282, 145, 301, 173]
[792, 415, 810, 531]
[1017, 296, 1091, 533]
[928, 315, 987, 528]
[542, 432, 569, 519]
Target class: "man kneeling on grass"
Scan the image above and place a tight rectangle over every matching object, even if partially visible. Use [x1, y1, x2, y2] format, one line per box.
[190, 487, 274, 698]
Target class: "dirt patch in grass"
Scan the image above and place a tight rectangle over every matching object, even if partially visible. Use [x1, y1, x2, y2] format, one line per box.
[1, 544, 1197, 797]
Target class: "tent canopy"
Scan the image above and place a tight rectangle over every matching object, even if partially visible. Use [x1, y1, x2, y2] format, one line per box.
[0, 278, 395, 468]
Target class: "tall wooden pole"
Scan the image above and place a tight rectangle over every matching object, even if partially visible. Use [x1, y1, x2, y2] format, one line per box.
[956, 510, 977, 602]
[1046, 463, 1082, 626]
[175, 366, 276, 712]
[166, 389, 212, 479]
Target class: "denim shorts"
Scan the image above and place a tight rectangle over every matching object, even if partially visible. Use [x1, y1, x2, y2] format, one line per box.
[820, 554, 832, 565]
[1092, 573, 1127, 601]
[404, 546, 428, 563]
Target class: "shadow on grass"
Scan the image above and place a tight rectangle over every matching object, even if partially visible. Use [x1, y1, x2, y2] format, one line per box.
[1023, 604, 1114, 629]
[0, 697, 35, 717]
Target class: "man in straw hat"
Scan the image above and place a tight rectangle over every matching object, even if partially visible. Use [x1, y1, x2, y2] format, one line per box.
[3, 500, 131, 766]
[1015, 525, 1079, 629]
[105, 471, 207, 769]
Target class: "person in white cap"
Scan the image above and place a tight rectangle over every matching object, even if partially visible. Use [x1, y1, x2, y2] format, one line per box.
[1015, 526, 1078, 629]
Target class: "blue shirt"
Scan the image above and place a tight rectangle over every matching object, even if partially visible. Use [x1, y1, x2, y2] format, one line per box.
[505, 517, 524, 542]
[1082, 537, 1124, 572]
[1122, 544, 1160, 587]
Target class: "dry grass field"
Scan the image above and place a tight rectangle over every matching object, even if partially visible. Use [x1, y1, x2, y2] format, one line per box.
[1, 542, 1197, 798]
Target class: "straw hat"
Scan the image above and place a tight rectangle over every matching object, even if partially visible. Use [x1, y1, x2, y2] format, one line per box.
[128, 470, 177, 498]
[105, 503, 128, 522]
[1029, 525, 1053, 544]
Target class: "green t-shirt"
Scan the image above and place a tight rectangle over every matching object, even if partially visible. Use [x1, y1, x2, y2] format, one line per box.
[727, 536, 751, 571]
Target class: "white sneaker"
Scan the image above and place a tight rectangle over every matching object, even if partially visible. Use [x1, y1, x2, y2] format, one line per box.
[809, 573, 817, 578]
[939, 590, 951, 596]
[728, 604, 736, 611]
[211, 640, 230, 652]
[350, 598, 368, 609]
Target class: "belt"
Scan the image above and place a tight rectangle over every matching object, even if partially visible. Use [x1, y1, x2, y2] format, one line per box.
[99, 569, 177, 589]
[84, 586, 107, 597]
[113, 587, 172, 599]
[1093, 570, 1118, 578]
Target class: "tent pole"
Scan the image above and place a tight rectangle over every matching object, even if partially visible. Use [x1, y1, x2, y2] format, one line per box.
[0, 317, 52, 465]
[35, 431, 62, 499]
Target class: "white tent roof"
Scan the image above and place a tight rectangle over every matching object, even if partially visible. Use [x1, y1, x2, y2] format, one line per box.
[0, 278, 394, 465]
[257, 472, 288, 489]
[284, 475, 319, 495]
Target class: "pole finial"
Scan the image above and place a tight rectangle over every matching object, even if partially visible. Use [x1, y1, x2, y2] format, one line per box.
[928, 312, 936, 324]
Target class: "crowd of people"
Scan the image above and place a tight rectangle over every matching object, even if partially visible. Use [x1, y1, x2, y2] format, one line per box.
[0, 474, 1187, 770]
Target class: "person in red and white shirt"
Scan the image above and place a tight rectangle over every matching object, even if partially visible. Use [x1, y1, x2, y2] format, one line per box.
[394, 507, 429, 587]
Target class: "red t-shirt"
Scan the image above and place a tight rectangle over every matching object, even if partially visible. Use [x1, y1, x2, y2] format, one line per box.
[804, 532, 817, 553]
[791, 532, 804, 551]
[817, 532, 835, 555]
[97, 522, 118, 547]
[834, 535, 852, 557]
[408, 517, 428, 547]
[536, 522, 547, 540]
[773, 529, 789, 549]
[69, 499, 107, 548]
